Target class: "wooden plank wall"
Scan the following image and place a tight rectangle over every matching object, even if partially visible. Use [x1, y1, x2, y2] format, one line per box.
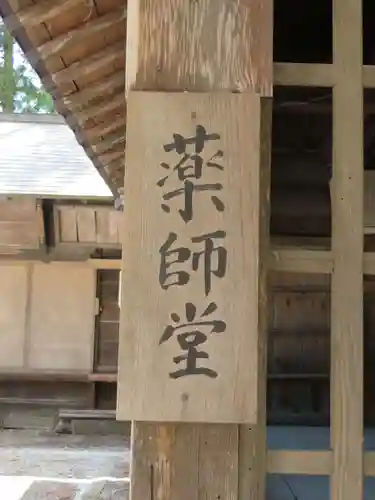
[54, 204, 122, 248]
[0, 198, 44, 253]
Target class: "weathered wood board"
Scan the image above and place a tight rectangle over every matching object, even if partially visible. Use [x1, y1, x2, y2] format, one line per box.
[117, 91, 270, 423]
[126, 0, 273, 96]
[0, 198, 44, 253]
[54, 204, 122, 248]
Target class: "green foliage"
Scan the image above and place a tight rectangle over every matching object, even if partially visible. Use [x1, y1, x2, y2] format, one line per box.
[0, 20, 55, 114]
[13, 63, 56, 113]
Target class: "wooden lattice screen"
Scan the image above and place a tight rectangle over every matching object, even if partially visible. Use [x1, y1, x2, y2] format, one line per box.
[268, 0, 366, 498]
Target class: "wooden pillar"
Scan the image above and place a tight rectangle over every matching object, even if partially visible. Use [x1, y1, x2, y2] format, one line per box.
[119, 1, 273, 499]
[331, 0, 364, 498]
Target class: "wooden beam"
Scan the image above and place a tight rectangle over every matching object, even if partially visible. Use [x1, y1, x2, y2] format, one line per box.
[126, 0, 272, 95]
[63, 71, 124, 112]
[121, 1, 272, 500]
[365, 452, 375, 476]
[331, 0, 364, 498]
[273, 63, 375, 89]
[267, 450, 332, 475]
[274, 63, 335, 87]
[266, 245, 375, 275]
[34, 8, 125, 60]
[270, 246, 375, 275]
[4, 244, 375, 276]
[363, 66, 375, 88]
[52, 41, 125, 86]
[0, 258, 121, 269]
[274, 101, 375, 116]
[267, 450, 375, 477]
[269, 248, 332, 274]
[364, 253, 375, 274]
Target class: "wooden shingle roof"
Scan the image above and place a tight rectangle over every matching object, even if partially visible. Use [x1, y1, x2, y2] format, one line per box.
[0, 0, 126, 193]
[0, 113, 113, 199]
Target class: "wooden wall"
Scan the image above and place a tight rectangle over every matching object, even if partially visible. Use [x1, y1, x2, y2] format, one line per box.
[0, 265, 29, 369]
[0, 262, 96, 373]
[0, 198, 44, 253]
[54, 203, 122, 249]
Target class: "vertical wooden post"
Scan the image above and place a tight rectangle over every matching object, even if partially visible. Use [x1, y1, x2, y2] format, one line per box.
[331, 0, 364, 498]
[121, 1, 272, 499]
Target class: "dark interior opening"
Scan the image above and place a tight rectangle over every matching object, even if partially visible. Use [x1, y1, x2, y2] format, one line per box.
[274, 0, 332, 63]
[364, 0, 375, 64]
[271, 87, 332, 238]
[275, 0, 375, 64]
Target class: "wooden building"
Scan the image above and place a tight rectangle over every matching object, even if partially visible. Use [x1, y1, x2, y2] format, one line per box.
[1, 0, 375, 499]
[0, 113, 123, 421]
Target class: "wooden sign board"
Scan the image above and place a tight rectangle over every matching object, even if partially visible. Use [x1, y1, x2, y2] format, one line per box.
[117, 91, 270, 423]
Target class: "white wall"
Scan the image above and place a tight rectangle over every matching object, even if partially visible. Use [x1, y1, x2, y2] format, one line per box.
[0, 262, 96, 372]
[28, 264, 96, 371]
[0, 265, 29, 368]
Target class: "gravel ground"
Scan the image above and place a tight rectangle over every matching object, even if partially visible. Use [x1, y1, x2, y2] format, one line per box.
[0, 430, 130, 499]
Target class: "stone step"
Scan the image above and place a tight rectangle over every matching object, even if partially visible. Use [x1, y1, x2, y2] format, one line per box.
[20, 480, 79, 500]
[92, 482, 129, 500]
[1, 406, 56, 432]
[20, 480, 128, 500]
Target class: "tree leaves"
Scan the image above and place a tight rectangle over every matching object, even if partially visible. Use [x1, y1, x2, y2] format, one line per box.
[0, 20, 55, 114]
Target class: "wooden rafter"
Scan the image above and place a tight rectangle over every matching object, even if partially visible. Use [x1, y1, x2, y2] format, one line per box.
[32, 8, 126, 60]
[5, 0, 81, 32]
[75, 93, 125, 124]
[52, 41, 125, 86]
[91, 133, 125, 155]
[85, 116, 124, 142]
[105, 157, 124, 174]
[97, 149, 123, 166]
[62, 71, 124, 111]
[107, 166, 125, 184]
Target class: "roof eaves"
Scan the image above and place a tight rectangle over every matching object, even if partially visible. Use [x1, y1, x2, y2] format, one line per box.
[0, 113, 66, 124]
